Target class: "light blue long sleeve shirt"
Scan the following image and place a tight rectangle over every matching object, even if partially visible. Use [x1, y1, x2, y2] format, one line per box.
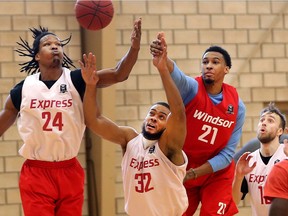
[171, 62, 246, 172]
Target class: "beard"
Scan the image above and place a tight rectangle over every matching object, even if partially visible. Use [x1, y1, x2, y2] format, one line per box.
[257, 133, 275, 144]
[202, 76, 214, 85]
[141, 123, 165, 140]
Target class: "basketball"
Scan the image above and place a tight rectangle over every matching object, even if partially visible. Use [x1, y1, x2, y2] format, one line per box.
[74, 0, 114, 31]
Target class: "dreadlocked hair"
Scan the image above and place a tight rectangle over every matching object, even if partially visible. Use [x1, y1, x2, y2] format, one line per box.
[15, 26, 75, 75]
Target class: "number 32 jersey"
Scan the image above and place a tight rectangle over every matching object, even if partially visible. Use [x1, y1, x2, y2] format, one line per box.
[17, 68, 85, 162]
[122, 134, 188, 216]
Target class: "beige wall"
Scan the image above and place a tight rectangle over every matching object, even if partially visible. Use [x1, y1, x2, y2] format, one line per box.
[1, 0, 288, 216]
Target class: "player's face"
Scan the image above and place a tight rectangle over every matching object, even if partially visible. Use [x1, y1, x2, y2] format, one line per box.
[142, 104, 170, 139]
[35, 34, 64, 68]
[201, 52, 229, 85]
[257, 112, 283, 144]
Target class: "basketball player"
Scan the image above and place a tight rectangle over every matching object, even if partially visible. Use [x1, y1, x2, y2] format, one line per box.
[150, 32, 246, 215]
[233, 102, 287, 216]
[81, 35, 188, 216]
[264, 139, 288, 216]
[0, 18, 141, 216]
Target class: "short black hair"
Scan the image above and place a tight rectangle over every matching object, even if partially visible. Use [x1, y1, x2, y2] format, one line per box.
[152, 101, 170, 110]
[15, 26, 75, 74]
[203, 46, 232, 69]
[260, 102, 286, 131]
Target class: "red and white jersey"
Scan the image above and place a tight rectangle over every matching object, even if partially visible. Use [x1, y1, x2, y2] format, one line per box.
[184, 76, 239, 168]
[122, 134, 188, 216]
[245, 144, 286, 216]
[18, 68, 85, 161]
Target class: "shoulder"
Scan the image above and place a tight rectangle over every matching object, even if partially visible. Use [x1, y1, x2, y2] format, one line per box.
[10, 79, 25, 111]
[120, 126, 138, 144]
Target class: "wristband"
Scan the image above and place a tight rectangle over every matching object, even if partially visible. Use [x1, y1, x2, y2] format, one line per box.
[191, 168, 197, 179]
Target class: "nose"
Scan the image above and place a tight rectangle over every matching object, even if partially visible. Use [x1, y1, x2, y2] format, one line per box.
[51, 43, 58, 49]
[206, 62, 212, 69]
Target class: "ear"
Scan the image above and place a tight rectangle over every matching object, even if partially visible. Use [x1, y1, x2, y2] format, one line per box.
[277, 127, 284, 137]
[35, 53, 40, 61]
[224, 66, 230, 75]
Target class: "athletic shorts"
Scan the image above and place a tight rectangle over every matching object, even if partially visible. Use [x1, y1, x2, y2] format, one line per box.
[19, 157, 85, 216]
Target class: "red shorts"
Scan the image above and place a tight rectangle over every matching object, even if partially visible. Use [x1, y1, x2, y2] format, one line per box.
[183, 161, 238, 216]
[19, 158, 85, 216]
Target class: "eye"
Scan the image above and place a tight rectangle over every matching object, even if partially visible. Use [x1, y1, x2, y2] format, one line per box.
[202, 60, 208, 65]
[159, 115, 166, 120]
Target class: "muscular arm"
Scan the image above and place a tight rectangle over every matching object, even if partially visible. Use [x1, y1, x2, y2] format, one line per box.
[0, 95, 19, 136]
[96, 18, 141, 87]
[81, 53, 137, 149]
[153, 36, 186, 166]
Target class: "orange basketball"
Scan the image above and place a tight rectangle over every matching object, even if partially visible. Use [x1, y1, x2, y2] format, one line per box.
[74, 0, 114, 31]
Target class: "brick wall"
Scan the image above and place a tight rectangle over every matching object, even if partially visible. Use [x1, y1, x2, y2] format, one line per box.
[114, 1, 288, 216]
[1, 1, 288, 216]
[0, 1, 87, 216]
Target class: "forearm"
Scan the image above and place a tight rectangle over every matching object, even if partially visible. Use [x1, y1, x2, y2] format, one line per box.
[232, 174, 244, 204]
[96, 47, 140, 87]
[159, 70, 184, 120]
[166, 57, 174, 73]
[83, 85, 98, 126]
[194, 161, 213, 177]
[115, 46, 140, 81]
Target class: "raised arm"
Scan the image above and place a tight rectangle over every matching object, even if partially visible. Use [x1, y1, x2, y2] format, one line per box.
[232, 152, 256, 204]
[80, 53, 136, 148]
[153, 34, 186, 166]
[150, 32, 174, 73]
[96, 18, 142, 87]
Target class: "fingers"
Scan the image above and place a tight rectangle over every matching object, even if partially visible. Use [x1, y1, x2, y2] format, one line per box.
[150, 40, 162, 56]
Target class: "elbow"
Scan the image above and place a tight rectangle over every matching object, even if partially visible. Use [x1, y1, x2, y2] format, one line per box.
[84, 118, 93, 129]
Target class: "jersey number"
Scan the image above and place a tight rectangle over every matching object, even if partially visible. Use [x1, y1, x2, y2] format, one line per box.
[198, 124, 218, 144]
[259, 185, 271, 205]
[217, 202, 227, 215]
[135, 173, 153, 193]
[42, 112, 63, 131]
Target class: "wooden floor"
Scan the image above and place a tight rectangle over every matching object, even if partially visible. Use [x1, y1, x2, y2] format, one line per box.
[194, 206, 251, 215]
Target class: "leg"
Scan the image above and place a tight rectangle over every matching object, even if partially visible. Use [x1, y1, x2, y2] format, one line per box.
[55, 159, 85, 216]
[19, 162, 56, 216]
[199, 163, 238, 216]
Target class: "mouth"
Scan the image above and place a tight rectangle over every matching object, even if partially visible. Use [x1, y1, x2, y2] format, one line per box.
[146, 123, 155, 130]
[259, 128, 266, 133]
[204, 71, 214, 77]
[52, 50, 60, 55]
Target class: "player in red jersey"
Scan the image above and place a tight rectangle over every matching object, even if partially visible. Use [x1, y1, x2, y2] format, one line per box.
[150, 32, 246, 215]
[264, 139, 288, 216]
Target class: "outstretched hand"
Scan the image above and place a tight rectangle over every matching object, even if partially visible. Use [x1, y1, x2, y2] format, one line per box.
[131, 18, 142, 50]
[236, 152, 257, 176]
[79, 52, 99, 86]
[152, 32, 166, 68]
[153, 34, 168, 73]
[150, 32, 164, 58]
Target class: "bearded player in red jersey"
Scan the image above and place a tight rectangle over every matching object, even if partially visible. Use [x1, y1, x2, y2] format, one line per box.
[150, 32, 246, 216]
